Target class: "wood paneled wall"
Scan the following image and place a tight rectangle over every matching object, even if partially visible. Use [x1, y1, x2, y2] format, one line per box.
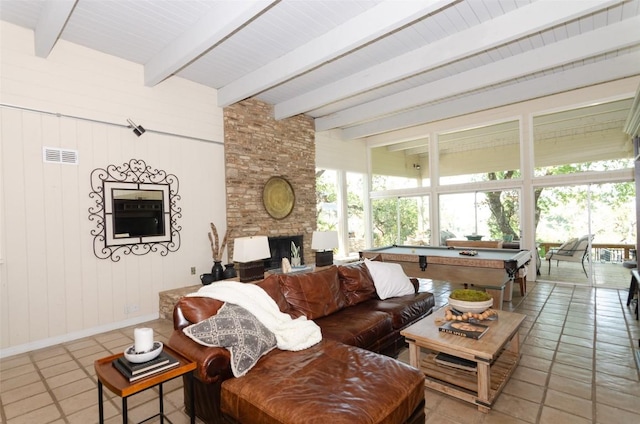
[0, 22, 226, 356]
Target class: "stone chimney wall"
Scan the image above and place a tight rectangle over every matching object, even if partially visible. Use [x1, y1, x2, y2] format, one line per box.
[224, 98, 316, 265]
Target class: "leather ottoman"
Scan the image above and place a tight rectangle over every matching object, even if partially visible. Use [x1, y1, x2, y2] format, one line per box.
[220, 339, 425, 424]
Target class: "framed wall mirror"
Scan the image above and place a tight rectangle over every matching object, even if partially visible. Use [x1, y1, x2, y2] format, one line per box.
[89, 159, 181, 261]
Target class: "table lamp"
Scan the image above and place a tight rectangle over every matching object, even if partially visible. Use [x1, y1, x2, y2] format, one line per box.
[311, 231, 338, 267]
[233, 236, 271, 282]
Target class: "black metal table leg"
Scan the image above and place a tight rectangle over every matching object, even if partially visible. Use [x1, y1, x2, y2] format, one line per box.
[122, 396, 127, 424]
[159, 383, 164, 423]
[98, 380, 104, 424]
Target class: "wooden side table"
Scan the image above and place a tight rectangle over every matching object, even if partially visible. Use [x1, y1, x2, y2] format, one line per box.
[94, 344, 196, 424]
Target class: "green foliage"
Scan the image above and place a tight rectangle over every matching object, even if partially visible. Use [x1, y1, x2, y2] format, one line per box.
[372, 198, 419, 246]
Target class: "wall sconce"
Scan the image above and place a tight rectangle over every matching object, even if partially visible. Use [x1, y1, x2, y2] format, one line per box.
[127, 119, 146, 137]
[233, 236, 271, 282]
[311, 231, 339, 267]
[413, 163, 421, 170]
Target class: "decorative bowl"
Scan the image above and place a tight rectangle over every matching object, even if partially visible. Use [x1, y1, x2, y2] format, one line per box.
[448, 297, 493, 313]
[124, 341, 163, 363]
[465, 235, 483, 241]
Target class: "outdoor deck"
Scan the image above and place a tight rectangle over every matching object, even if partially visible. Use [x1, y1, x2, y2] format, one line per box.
[537, 256, 633, 288]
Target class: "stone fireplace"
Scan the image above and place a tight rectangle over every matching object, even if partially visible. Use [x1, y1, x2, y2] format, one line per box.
[224, 98, 316, 266]
[265, 235, 304, 270]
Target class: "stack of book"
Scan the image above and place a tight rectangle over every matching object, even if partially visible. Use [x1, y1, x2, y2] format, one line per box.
[113, 351, 179, 382]
[434, 352, 477, 372]
[438, 320, 489, 339]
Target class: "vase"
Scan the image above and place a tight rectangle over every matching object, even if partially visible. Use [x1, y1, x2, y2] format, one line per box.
[200, 273, 216, 285]
[211, 261, 224, 281]
[222, 263, 237, 279]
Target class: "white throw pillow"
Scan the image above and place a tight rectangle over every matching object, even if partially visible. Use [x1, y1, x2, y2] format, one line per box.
[364, 259, 415, 300]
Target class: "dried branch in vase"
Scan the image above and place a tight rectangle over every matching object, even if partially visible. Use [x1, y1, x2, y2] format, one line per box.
[219, 229, 230, 263]
[208, 223, 231, 262]
[208, 222, 219, 261]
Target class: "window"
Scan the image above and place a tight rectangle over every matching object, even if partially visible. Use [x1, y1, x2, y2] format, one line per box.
[439, 190, 520, 243]
[438, 121, 520, 185]
[533, 99, 634, 176]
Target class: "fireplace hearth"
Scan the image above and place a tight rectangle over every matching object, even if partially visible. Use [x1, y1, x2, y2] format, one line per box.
[265, 235, 303, 270]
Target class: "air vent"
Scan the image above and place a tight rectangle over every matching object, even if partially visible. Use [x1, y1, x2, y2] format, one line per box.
[43, 147, 79, 165]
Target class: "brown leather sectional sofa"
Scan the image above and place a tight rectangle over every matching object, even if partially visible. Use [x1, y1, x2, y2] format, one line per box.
[168, 262, 436, 423]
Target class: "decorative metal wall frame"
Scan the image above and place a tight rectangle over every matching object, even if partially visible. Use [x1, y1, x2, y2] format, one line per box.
[89, 159, 181, 261]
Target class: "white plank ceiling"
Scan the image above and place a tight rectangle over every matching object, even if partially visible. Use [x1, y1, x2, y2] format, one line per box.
[1, 0, 639, 142]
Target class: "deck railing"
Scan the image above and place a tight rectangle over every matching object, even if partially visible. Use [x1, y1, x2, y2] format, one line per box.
[538, 242, 635, 263]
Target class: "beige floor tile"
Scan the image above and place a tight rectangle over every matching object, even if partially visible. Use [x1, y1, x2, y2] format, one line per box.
[46, 368, 88, 389]
[547, 374, 593, 400]
[559, 334, 594, 348]
[4, 392, 54, 419]
[0, 381, 47, 404]
[538, 406, 591, 424]
[0, 371, 42, 393]
[0, 364, 37, 382]
[596, 402, 640, 424]
[512, 365, 548, 386]
[0, 355, 30, 371]
[518, 354, 552, 372]
[5, 404, 61, 424]
[595, 361, 639, 380]
[561, 327, 594, 339]
[432, 396, 484, 423]
[491, 392, 540, 422]
[51, 377, 96, 402]
[480, 410, 532, 424]
[519, 344, 555, 361]
[39, 360, 79, 379]
[30, 346, 67, 362]
[555, 342, 593, 359]
[34, 353, 74, 370]
[58, 388, 99, 416]
[551, 362, 594, 384]
[543, 389, 593, 420]
[502, 379, 545, 403]
[554, 351, 593, 370]
[69, 343, 106, 359]
[596, 383, 640, 414]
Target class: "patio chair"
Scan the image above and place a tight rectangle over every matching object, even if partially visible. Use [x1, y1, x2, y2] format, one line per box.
[545, 235, 593, 277]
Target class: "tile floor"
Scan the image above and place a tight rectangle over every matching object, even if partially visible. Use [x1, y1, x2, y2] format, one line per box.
[0, 280, 638, 424]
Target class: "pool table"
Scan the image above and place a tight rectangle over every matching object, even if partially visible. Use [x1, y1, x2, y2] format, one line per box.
[360, 245, 531, 309]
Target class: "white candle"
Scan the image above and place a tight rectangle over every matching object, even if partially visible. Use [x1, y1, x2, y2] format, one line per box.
[134, 328, 154, 353]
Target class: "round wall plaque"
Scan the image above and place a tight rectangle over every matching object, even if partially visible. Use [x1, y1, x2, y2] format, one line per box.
[263, 176, 295, 219]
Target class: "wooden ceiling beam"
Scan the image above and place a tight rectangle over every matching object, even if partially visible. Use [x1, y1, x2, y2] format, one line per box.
[277, 0, 622, 121]
[344, 51, 640, 139]
[34, 0, 77, 58]
[217, 0, 456, 107]
[318, 16, 639, 132]
[144, 1, 275, 87]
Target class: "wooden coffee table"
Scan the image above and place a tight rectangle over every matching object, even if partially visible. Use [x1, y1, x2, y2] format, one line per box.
[401, 307, 526, 412]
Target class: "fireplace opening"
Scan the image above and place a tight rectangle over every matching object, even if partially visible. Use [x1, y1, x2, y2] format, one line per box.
[265, 235, 303, 270]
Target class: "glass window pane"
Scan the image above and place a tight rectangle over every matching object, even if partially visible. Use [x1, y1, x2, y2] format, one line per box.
[316, 169, 338, 231]
[370, 141, 428, 189]
[438, 121, 520, 185]
[346, 172, 365, 256]
[440, 190, 520, 243]
[402, 196, 430, 246]
[533, 99, 634, 176]
[371, 196, 429, 247]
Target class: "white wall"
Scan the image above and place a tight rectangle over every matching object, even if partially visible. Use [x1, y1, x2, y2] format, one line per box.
[0, 22, 227, 357]
[316, 129, 368, 173]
